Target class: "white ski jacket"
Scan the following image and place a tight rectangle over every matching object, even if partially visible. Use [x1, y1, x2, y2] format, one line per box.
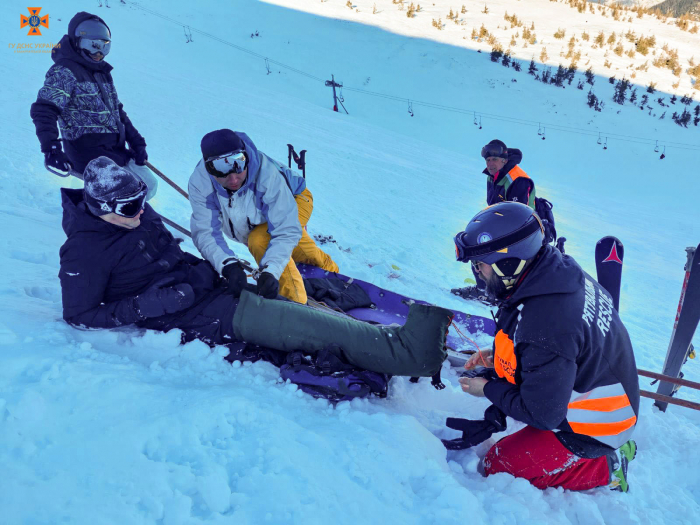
[188, 133, 306, 279]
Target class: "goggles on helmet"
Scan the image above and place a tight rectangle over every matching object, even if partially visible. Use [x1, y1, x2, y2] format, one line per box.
[481, 144, 507, 160]
[79, 37, 111, 57]
[205, 151, 247, 178]
[86, 181, 148, 218]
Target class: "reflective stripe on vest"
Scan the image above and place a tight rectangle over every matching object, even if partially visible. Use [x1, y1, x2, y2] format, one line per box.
[497, 166, 536, 209]
[494, 330, 517, 384]
[566, 383, 637, 448]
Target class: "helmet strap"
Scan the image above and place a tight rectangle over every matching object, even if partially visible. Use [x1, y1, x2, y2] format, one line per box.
[491, 259, 527, 289]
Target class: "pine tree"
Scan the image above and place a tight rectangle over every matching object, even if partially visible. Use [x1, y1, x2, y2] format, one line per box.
[613, 78, 630, 105]
[528, 59, 538, 75]
[587, 90, 597, 108]
[585, 67, 595, 85]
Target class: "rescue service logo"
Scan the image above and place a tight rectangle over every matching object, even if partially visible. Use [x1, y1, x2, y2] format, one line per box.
[21, 8, 49, 36]
[10, 8, 59, 54]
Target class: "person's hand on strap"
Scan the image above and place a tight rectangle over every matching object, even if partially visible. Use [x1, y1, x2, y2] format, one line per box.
[256, 272, 279, 299]
[222, 262, 248, 298]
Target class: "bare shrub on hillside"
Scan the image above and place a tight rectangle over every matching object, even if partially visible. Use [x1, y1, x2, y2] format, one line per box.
[540, 47, 549, 62]
[554, 28, 566, 39]
[504, 11, 523, 28]
[581, 31, 589, 41]
[482, 4, 489, 14]
[635, 35, 655, 56]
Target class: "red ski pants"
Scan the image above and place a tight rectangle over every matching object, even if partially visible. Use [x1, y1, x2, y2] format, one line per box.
[483, 426, 610, 491]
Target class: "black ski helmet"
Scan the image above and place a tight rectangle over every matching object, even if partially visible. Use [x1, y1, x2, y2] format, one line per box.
[73, 18, 111, 60]
[454, 202, 545, 289]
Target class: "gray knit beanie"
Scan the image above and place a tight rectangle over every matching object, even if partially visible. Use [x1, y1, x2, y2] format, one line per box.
[83, 156, 141, 216]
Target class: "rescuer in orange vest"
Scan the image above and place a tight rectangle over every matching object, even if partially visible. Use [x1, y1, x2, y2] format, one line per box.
[449, 202, 639, 492]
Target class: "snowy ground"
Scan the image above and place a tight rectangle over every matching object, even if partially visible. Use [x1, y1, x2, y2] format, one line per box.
[1, 0, 699, 523]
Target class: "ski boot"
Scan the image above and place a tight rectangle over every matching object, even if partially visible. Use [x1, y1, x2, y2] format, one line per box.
[608, 440, 637, 493]
[450, 286, 497, 307]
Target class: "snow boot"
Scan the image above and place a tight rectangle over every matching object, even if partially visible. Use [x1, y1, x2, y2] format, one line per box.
[450, 285, 497, 306]
[608, 440, 637, 493]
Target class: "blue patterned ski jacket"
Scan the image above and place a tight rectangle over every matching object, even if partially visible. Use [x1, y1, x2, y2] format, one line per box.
[30, 12, 145, 173]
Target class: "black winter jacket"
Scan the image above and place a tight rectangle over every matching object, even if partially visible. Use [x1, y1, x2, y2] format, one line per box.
[59, 188, 238, 346]
[483, 245, 640, 457]
[30, 12, 145, 173]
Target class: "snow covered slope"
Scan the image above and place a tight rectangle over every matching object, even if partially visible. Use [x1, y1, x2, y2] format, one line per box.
[1, 0, 699, 523]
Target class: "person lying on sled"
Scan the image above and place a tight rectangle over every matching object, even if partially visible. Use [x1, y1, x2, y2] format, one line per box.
[58, 157, 450, 378]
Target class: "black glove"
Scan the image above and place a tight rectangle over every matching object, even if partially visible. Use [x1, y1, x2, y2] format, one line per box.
[256, 271, 279, 299]
[441, 405, 507, 450]
[131, 144, 148, 166]
[222, 262, 248, 298]
[135, 277, 195, 319]
[44, 143, 72, 172]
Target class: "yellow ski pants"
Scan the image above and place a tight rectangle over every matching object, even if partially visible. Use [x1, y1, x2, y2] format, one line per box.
[247, 188, 339, 303]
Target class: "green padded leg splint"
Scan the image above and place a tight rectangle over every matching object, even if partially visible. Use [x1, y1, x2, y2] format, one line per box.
[232, 290, 450, 377]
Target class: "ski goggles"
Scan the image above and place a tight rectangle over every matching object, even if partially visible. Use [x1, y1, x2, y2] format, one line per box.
[480, 144, 507, 160]
[79, 38, 111, 57]
[86, 181, 148, 218]
[205, 151, 247, 177]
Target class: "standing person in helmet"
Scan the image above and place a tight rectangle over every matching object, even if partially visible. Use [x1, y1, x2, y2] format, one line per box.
[188, 129, 339, 304]
[450, 202, 639, 492]
[452, 139, 554, 304]
[30, 12, 157, 199]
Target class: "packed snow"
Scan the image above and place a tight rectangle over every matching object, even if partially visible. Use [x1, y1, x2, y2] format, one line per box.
[1, 0, 699, 523]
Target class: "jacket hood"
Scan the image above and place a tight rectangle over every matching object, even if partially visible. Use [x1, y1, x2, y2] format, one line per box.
[483, 148, 523, 178]
[238, 131, 261, 185]
[61, 188, 114, 237]
[53, 12, 112, 72]
[504, 245, 584, 306]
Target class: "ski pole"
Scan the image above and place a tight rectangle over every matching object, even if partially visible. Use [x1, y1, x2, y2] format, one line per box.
[159, 215, 191, 237]
[146, 161, 189, 200]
